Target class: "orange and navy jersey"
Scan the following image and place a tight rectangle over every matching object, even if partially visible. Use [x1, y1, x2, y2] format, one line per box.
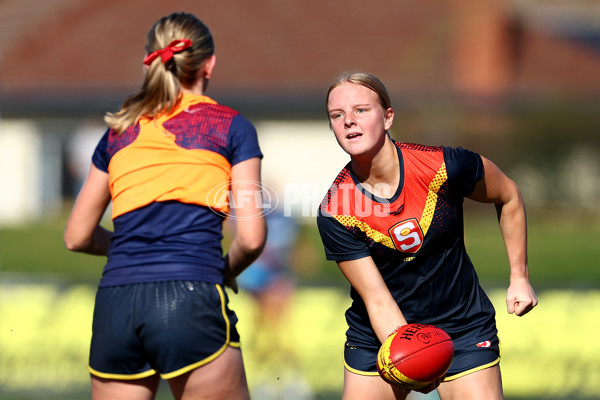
[317, 141, 497, 346]
[91, 94, 262, 287]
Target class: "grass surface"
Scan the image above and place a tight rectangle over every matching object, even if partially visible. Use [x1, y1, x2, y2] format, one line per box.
[1, 211, 600, 286]
[464, 209, 600, 287]
[0, 220, 105, 284]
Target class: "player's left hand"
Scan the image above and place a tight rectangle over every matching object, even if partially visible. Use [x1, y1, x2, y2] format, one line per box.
[506, 277, 538, 316]
[225, 276, 239, 294]
[223, 254, 239, 294]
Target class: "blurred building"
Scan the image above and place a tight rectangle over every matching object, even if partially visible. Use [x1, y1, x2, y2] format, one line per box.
[1, 0, 600, 224]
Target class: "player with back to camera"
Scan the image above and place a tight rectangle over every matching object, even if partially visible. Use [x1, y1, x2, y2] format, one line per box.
[317, 72, 538, 400]
[63, 12, 266, 400]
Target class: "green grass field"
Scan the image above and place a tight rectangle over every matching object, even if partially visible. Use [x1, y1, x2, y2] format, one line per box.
[0, 212, 599, 399]
[463, 210, 600, 287]
[2, 209, 600, 287]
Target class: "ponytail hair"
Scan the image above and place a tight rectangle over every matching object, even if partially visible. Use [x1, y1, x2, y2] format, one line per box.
[104, 12, 214, 134]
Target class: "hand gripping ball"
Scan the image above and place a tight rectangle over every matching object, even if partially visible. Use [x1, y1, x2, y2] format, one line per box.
[377, 323, 454, 390]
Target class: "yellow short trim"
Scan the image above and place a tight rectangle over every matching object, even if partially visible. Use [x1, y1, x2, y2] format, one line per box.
[444, 357, 500, 381]
[343, 358, 380, 377]
[89, 366, 157, 380]
[89, 284, 238, 381]
[445, 337, 502, 381]
[161, 284, 232, 380]
[343, 337, 502, 382]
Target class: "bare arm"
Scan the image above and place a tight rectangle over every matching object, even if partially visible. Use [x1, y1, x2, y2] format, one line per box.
[338, 257, 407, 343]
[64, 164, 112, 255]
[468, 156, 538, 316]
[223, 157, 267, 292]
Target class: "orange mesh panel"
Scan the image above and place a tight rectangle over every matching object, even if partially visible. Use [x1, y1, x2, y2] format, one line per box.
[109, 116, 231, 219]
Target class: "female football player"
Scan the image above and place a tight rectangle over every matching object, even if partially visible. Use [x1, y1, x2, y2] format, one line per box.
[64, 12, 266, 400]
[317, 72, 538, 400]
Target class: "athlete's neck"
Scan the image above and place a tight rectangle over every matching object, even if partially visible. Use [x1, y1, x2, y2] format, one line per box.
[351, 137, 399, 199]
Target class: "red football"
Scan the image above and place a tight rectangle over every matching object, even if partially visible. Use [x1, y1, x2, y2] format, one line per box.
[377, 323, 454, 390]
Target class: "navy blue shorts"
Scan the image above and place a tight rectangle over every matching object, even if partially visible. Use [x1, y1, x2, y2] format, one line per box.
[344, 334, 500, 380]
[88, 281, 241, 380]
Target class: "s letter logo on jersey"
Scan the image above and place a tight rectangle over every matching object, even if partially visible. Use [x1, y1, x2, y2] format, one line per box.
[389, 218, 424, 253]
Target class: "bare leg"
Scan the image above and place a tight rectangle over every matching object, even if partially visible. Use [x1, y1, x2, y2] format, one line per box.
[342, 369, 410, 400]
[168, 346, 250, 400]
[91, 374, 160, 400]
[407, 391, 440, 400]
[437, 365, 503, 400]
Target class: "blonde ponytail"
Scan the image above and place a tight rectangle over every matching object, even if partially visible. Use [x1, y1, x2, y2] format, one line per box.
[104, 13, 214, 134]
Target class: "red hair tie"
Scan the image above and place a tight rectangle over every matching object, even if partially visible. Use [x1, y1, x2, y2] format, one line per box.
[143, 39, 193, 66]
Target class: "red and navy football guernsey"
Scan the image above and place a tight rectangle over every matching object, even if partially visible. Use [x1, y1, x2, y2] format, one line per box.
[317, 141, 497, 347]
[92, 94, 262, 288]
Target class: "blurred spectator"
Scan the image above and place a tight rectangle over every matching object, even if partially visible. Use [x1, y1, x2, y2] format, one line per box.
[238, 211, 313, 400]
